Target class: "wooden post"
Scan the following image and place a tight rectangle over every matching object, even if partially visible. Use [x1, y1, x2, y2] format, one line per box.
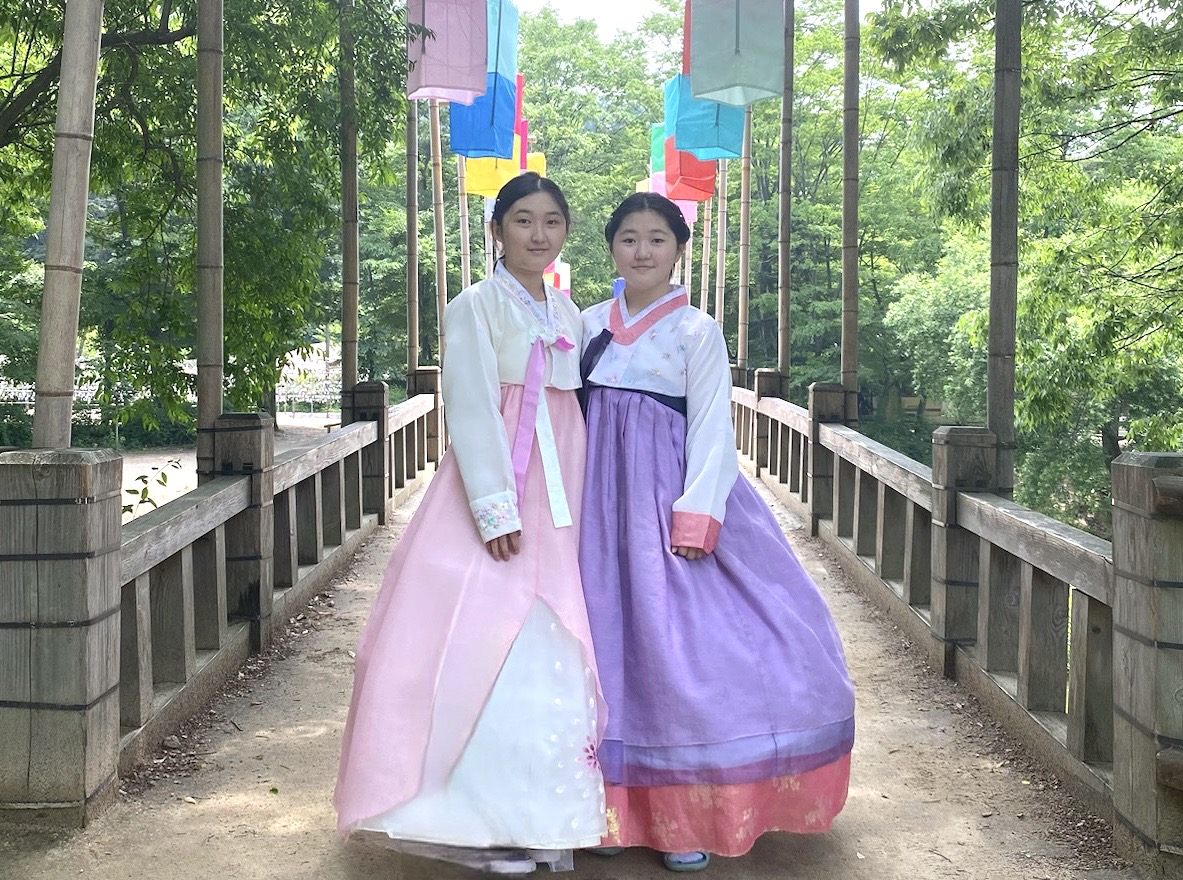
[930, 426, 997, 675]
[698, 197, 712, 312]
[841, 0, 860, 427]
[430, 99, 448, 362]
[409, 366, 442, 464]
[406, 103, 420, 374]
[458, 157, 472, 289]
[31, 0, 104, 448]
[737, 109, 752, 368]
[714, 161, 729, 326]
[352, 381, 391, 524]
[684, 224, 694, 300]
[196, 0, 225, 483]
[988, 0, 1021, 500]
[339, 0, 360, 395]
[0, 449, 122, 825]
[807, 383, 844, 537]
[214, 413, 274, 652]
[777, 0, 796, 378]
[754, 369, 785, 477]
[1111, 452, 1183, 870]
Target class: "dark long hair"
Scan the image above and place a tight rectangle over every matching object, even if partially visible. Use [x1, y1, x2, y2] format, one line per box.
[603, 192, 691, 247]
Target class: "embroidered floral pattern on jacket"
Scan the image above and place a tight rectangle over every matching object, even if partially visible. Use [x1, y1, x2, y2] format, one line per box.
[471, 494, 520, 542]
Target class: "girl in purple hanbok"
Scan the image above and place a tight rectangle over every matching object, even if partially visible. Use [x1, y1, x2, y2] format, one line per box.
[578, 193, 855, 872]
[335, 173, 607, 875]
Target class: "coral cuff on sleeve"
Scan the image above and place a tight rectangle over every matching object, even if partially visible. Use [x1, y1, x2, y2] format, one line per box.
[670, 511, 722, 554]
[471, 490, 521, 543]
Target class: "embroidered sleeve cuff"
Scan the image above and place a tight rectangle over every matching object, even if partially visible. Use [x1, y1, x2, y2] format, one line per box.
[471, 490, 521, 543]
[671, 511, 722, 554]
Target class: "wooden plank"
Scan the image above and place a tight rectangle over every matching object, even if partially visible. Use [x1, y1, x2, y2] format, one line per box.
[754, 394, 810, 434]
[271, 421, 376, 492]
[1157, 747, 1183, 792]
[817, 422, 934, 510]
[322, 461, 344, 548]
[1154, 475, 1183, 516]
[274, 488, 298, 589]
[1017, 563, 1069, 713]
[120, 573, 153, 729]
[121, 477, 250, 584]
[192, 525, 227, 651]
[344, 450, 362, 530]
[386, 393, 434, 434]
[149, 548, 196, 685]
[835, 457, 856, 539]
[854, 470, 878, 557]
[296, 474, 324, 566]
[393, 429, 408, 489]
[877, 484, 906, 581]
[1067, 591, 1113, 764]
[957, 492, 1112, 606]
[0, 705, 31, 800]
[903, 503, 931, 606]
[977, 541, 1021, 674]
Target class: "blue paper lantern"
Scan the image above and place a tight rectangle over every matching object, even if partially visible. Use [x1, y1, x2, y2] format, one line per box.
[449, 72, 517, 159]
[664, 74, 744, 160]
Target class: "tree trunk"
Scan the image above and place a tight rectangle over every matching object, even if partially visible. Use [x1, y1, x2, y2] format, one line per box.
[340, 0, 359, 393]
[737, 108, 753, 368]
[714, 161, 729, 326]
[458, 156, 472, 288]
[32, 0, 105, 448]
[988, 0, 1021, 498]
[841, 0, 859, 426]
[698, 197, 712, 312]
[430, 99, 448, 362]
[195, 0, 224, 481]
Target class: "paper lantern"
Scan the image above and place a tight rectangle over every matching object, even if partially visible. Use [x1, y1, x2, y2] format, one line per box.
[664, 74, 744, 160]
[465, 136, 546, 197]
[664, 136, 716, 202]
[650, 123, 666, 174]
[486, 0, 519, 81]
[545, 257, 571, 296]
[449, 72, 516, 158]
[407, 0, 487, 103]
[690, 0, 784, 106]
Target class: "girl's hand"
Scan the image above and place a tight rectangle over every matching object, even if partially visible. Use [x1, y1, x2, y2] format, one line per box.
[486, 530, 522, 562]
[671, 545, 706, 561]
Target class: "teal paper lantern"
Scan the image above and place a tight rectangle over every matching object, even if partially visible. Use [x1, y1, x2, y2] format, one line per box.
[689, 0, 784, 106]
[664, 74, 744, 160]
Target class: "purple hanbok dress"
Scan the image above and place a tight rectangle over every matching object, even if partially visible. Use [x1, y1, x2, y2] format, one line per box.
[579, 288, 854, 856]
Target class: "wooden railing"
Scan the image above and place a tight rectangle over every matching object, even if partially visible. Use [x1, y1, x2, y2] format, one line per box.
[732, 376, 1183, 874]
[0, 376, 442, 824]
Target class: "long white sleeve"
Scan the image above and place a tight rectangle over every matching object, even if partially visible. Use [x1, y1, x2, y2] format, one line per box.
[670, 321, 738, 553]
[441, 290, 521, 542]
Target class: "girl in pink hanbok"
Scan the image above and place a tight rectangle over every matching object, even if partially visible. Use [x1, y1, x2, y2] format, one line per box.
[579, 193, 854, 872]
[334, 173, 607, 875]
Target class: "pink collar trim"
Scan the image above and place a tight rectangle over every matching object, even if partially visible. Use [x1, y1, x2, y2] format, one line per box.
[609, 289, 689, 345]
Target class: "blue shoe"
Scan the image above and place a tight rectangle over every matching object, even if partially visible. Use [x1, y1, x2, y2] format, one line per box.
[662, 851, 710, 872]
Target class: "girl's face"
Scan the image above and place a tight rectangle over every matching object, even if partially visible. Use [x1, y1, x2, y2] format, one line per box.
[610, 209, 684, 295]
[493, 191, 568, 276]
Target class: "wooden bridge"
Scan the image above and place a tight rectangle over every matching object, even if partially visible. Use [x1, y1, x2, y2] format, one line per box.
[2, 372, 1182, 877]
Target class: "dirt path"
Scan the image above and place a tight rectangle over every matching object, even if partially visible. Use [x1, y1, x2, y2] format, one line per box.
[1, 472, 1142, 880]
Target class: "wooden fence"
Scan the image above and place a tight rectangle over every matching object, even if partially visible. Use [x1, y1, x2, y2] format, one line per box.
[733, 374, 1183, 875]
[0, 376, 442, 825]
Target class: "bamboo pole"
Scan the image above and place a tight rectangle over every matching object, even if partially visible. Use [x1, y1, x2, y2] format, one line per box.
[195, 0, 224, 478]
[737, 108, 752, 369]
[32, 0, 105, 448]
[989, 0, 1020, 499]
[406, 103, 420, 374]
[698, 197, 713, 312]
[340, 0, 359, 393]
[841, 0, 859, 425]
[778, 0, 796, 378]
[714, 161, 729, 326]
[458, 156, 472, 288]
[684, 225, 694, 293]
[430, 99, 448, 362]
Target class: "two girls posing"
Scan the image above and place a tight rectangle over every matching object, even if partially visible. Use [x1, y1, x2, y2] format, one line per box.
[334, 174, 855, 874]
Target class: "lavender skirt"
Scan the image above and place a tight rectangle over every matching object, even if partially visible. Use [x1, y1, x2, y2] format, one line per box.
[580, 386, 855, 788]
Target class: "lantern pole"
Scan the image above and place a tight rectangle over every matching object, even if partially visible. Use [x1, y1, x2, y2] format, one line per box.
[458, 156, 472, 288]
[340, 0, 359, 395]
[737, 107, 752, 370]
[429, 99, 448, 362]
[714, 161, 728, 326]
[699, 197, 713, 312]
[684, 223, 694, 294]
[840, 0, 860, 426]
[777, 0, 795, 380]
[406, 102, 420, 374]
[32, 0, 104, 448]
